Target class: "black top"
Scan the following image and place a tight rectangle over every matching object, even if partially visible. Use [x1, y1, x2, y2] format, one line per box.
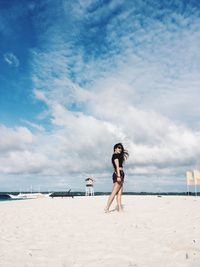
[112, 153, 123, 170]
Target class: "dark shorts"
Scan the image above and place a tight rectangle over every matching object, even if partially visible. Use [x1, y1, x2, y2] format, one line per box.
[112, 170, 125, 183]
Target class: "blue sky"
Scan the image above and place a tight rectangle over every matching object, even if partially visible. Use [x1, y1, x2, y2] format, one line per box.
[0, 0, 200, 192]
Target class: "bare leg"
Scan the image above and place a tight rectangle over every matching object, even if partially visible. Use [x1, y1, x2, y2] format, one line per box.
[115, 183, 122, 210]
[116, 184, 123, 211]
[105, 182, 121, 212]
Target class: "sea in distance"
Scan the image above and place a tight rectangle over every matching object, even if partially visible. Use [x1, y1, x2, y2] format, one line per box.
[0, 191, 199, 202]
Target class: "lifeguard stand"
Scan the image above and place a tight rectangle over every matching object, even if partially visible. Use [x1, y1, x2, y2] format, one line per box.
[85, 177, 94, 196]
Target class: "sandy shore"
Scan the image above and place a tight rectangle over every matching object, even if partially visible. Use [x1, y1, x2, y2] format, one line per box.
[0, 195, 200, 267]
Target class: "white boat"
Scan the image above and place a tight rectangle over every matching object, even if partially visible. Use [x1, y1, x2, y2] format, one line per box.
[9, 193, 48, 199]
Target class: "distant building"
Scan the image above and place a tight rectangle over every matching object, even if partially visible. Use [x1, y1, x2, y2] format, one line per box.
[85, 177, 94, 196]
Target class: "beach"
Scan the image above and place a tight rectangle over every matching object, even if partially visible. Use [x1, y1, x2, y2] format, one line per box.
[0, 196, 200, 267]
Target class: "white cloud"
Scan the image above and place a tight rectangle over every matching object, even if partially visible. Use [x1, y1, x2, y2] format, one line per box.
[0, 125, 34, 152]
[3, 52, 19, 67]
[21, 119, 45, 132]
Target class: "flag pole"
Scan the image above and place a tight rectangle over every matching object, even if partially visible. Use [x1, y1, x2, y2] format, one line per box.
[187, 183, 189, 196]
[194, 180, 197, 197]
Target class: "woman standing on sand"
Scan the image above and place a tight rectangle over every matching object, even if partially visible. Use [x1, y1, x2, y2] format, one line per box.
[105, 143, 129, 212]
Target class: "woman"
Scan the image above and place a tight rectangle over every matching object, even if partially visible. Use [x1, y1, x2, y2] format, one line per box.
[105, 143, 129, 213]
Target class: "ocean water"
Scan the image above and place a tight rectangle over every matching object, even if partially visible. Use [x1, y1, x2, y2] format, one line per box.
[0, 194, 14, 202]
[0, 191, 199, 202]
[0, 193, 25, 202]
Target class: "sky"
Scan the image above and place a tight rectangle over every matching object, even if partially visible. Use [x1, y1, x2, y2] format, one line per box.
[0, 0, 200, 192]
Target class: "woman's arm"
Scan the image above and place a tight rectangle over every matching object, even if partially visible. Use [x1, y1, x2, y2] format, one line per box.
[114, 158, 121, 182]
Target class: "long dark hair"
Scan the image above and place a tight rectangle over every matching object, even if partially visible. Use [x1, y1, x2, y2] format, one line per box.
[113, 143, 129, 162]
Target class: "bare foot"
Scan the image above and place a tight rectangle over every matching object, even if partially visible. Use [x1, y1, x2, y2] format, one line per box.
[118, 207, 124, 212]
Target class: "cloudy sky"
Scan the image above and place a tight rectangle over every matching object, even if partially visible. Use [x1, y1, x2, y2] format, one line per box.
[0, 0, 200, 192]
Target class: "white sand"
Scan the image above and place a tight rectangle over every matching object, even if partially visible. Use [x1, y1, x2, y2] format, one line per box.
[0, 195, 200, 267]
